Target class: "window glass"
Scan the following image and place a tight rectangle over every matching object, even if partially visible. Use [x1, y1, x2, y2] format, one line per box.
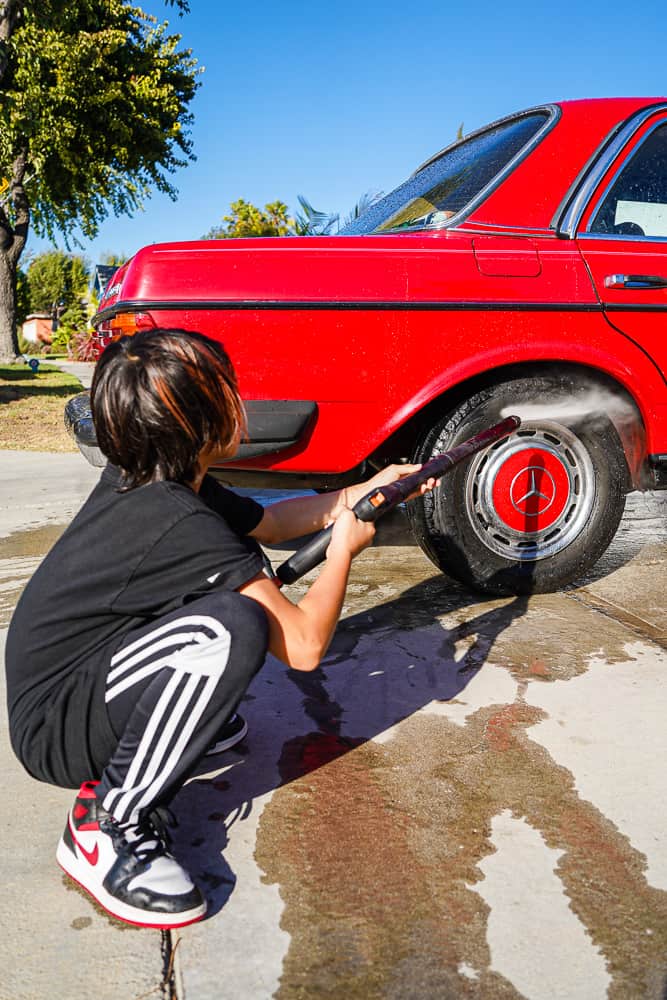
[589, 122, 667, 238]
[341, 112, 550, 235]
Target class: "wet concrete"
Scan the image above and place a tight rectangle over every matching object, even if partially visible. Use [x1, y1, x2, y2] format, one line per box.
[0, 522, 67, 627]
[1, 451, 666, 999]
[169, 492, 667, 999]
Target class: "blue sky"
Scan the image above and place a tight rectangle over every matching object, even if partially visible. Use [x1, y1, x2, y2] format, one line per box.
[28, 0, 666, 265]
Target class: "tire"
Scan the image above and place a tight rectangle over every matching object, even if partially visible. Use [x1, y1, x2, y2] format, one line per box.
[406, 375, 629, 595]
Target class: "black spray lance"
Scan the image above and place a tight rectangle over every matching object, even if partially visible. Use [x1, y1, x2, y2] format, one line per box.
[276, 414, 521, 585]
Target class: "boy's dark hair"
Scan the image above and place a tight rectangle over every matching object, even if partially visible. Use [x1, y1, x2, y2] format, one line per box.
[91, 329, 246, 489]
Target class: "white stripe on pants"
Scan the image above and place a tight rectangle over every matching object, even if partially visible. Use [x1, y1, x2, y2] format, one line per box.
[102, 614, 231, 822]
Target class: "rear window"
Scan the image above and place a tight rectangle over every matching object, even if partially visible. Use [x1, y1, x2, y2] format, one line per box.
[342, 111, 551, 235]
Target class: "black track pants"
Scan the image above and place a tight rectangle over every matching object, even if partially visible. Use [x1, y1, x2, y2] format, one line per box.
[96, 591, 268, 824]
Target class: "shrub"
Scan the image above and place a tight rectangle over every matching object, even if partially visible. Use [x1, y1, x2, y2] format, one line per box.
[69, 328, 99, 362]
[50, 325, 73, 354]
[17, 331, 49, 357]
[51, 301, 88, 354]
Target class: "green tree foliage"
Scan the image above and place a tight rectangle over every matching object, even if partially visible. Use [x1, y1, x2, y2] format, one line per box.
[51, 300, 87, 352]
[293, 196, 339, 236]
[202, 199, 294, 240]
[205, 193, 384, 241]
[0, 0, 200, 360]
[25, 250, 90, 351]
[26, 250, 89, 315]
[99, 251, 128, 270]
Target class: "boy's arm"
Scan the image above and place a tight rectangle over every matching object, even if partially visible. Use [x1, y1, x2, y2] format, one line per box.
[239, 508, 373, 670]
[250, 464, 430, 545]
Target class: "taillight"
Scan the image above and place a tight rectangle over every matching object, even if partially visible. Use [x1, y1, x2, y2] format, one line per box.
[107, 311, 157, 339]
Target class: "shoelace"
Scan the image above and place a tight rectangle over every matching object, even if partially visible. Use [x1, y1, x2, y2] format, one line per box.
[146, 805, 178, 847]
[107, 806, 178, 863]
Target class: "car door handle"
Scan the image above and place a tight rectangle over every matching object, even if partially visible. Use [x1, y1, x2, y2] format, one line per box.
[604, 273, 667, 289]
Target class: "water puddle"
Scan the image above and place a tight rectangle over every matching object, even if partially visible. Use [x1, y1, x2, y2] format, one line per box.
[0, 522, 67, 625]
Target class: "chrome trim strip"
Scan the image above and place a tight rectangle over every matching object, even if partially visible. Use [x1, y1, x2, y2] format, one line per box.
[577, 231, 667, 244]
[584, 116, 667, 237]
[457, 224, 558, 236]
[414, 104, 560, 174]
[557, 103, 667, 238]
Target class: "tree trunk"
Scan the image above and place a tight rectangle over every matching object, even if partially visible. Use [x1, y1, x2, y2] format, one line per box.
[0, 148, 29, 363]
[0, 248, 19, 362]
[0, 6, 27, 360]
[0, 0, 21, 86]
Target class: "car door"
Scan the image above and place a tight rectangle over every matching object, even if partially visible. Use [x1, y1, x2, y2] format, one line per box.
[576, 112, 667, 378]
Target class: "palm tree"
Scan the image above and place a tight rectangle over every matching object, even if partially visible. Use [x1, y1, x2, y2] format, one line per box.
[294, 191, 384, 236]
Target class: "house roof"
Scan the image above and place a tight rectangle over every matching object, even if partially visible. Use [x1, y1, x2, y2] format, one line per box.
[93, 264, 118, 296]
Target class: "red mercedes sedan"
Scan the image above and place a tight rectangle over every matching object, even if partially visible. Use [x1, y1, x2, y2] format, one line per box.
[71, 96, 667, 594]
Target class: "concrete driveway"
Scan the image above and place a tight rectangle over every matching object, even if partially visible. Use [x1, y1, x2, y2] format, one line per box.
[1, 451, 666, 999]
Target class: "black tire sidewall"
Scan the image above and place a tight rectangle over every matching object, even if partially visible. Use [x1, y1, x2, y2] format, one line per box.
[407, 377, 628, 595]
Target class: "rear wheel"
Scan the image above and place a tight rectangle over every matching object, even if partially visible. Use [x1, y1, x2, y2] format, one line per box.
[406, 376, 630, 595]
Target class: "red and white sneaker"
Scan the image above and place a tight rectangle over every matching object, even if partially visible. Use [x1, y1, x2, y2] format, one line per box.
[56, 781, 206, 929]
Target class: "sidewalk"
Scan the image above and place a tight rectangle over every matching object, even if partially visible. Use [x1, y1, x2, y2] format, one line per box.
[0, 454, 166, 998]
[49, 359, 95, 389]
[0, 653, 168, 999]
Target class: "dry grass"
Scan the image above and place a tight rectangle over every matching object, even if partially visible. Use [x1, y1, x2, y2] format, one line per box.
[0, 363, 84, 452]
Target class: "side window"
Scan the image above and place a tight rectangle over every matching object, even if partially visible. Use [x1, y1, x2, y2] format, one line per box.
[589, 122, 667, 238]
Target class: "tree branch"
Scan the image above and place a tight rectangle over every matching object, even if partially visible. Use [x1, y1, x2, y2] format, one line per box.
[0, 0, 22, 85]
[0, 149, 29, 263]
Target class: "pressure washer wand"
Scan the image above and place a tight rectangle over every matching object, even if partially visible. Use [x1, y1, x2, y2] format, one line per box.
[276, 414, 521, 586]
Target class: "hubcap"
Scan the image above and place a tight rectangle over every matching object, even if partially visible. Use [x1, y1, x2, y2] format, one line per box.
[464, 422, 595, 561]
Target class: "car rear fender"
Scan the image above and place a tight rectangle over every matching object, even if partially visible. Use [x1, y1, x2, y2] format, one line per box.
[379, 346, 665, 489]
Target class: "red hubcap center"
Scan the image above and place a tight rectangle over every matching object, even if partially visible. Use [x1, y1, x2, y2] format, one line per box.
[491, 448, 571, 532]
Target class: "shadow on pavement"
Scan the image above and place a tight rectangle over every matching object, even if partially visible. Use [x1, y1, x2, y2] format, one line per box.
[171, 571, 530, 917]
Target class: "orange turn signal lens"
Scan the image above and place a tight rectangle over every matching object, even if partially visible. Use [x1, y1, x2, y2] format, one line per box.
[108, 311, 157, 338]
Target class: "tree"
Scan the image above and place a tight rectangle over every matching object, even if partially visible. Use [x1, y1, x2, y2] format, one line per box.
[204, 193, 384, 241]
[0, 0, 200, 361]
[292, 196, 339, 236]
[202, 199, 294, 240]
[293, 192, 384, 235]
[21, 250, 90, 351]
[26, 250, 89, 316]
[99, 252, 128, 270]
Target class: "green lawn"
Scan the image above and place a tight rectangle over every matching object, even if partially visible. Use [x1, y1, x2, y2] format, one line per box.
[0, 363, 84, 452]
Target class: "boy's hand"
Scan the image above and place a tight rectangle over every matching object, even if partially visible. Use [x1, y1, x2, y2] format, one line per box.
[340, 463, 439, 513]
[327, 506, 376, 561]
[367, 462, 439, 500]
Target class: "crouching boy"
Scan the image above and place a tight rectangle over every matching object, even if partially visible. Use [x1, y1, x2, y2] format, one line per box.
[6, 328, 431, 928]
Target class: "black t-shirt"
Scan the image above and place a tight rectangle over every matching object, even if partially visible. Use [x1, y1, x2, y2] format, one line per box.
[5, 466, 265, 788]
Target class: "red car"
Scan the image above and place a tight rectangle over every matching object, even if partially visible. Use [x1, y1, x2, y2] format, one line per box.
[69, 96, 667, 595]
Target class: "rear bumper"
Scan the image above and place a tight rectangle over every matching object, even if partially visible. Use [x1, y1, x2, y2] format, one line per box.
[64, 392, 318, 467]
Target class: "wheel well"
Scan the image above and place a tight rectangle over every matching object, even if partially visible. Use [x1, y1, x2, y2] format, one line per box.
[370, 361, 646, 489]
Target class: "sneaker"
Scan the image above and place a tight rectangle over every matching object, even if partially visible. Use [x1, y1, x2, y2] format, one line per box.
[205, 712, 248, 756]
[56, 781, 207, 929]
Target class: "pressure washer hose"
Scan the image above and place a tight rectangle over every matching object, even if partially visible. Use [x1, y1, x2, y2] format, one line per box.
[276, 414, 521, 585]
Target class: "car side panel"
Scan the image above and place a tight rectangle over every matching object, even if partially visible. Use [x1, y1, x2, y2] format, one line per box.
[149, 303, 667, 472]
[101, 231, 590, 308]
[101, 231, 667, 471]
